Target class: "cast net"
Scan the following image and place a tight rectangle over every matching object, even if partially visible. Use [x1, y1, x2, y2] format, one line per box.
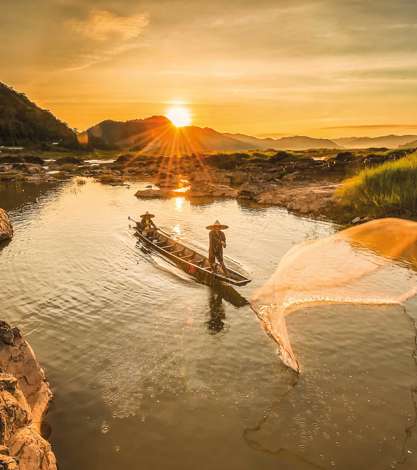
[252, 218, 417, 372]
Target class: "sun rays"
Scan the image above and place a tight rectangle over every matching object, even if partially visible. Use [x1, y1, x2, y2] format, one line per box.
[121, 107, 213, 192]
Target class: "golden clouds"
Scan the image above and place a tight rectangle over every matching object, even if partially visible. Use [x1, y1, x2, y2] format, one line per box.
[68, 9, 149, 41]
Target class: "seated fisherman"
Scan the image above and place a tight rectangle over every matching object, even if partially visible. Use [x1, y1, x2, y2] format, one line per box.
[138, 211, 157, 236]
[206, 220, 228, 275]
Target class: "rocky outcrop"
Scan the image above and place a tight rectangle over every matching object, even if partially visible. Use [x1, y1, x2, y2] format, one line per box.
[255, 182, 339, 217]
[0, 322, 56, 470]
[189, 183, 238, 198]
[0, 209, 13, 242]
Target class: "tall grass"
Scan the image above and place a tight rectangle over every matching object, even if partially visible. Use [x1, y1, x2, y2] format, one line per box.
[337, 152, 417, 215]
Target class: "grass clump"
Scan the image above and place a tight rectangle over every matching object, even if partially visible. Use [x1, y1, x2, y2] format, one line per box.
[337, 152, 417, 215]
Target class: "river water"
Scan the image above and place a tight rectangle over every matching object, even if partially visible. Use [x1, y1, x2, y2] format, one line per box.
[0, 178, 416, 470]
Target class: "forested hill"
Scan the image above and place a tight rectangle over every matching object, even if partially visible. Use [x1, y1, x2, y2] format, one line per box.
[0, 82, 78, 147]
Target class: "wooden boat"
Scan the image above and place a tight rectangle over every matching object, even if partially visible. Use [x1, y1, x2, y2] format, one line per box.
[131, 219, 251, 287]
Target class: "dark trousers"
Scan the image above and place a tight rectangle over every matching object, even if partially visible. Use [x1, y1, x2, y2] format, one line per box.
[209, 249, 227, 274]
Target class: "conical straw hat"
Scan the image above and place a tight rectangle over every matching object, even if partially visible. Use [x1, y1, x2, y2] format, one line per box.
[140, 211, 155, 218]
[206, 220, 228, 230]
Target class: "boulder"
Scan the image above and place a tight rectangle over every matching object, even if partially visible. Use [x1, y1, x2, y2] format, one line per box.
[97, 174, 125, 186]
[0, 209, 13, 242]
[334, 152, 355, 163]
[114, 154, 134, 166]
[0, 453, 18, 470]
[22, 156, 44, 166]
[237, 183, 261, 200]
[0, 157, 24, 165]
[256, 183, 338, 217]
[189, 183, 238, 198]
[228, 171, 248, 186]
[9, 428, 56, 470]
[0, 321, 56, 470]
[135, 188, 172, 199]
[54, 156, 82, 166]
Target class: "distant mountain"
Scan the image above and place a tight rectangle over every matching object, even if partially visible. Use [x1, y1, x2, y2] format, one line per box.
[83, 117, 252, 153]
[334, 135, 417, 149]
[226, 133, 340, 150]
[399, 139, 417, 148]
[0, 82, 78, 147]
[85, 119, 341, 153]
[223, 133, 279, 149]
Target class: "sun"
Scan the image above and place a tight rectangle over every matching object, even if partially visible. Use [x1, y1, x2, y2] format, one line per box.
[166, 106, 192, 127]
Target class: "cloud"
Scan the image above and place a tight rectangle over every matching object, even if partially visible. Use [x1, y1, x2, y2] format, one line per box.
[63, 9, 149, 70]
[68, 9, 149, 41]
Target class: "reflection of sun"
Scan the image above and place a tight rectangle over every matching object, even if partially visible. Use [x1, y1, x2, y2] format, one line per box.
[175, 196, 185, 211]
[166, 106, 192, 127]
[173, 224, 182, 236]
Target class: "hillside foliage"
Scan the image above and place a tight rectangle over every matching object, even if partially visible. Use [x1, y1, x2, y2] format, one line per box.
[0, 82, 77, 147]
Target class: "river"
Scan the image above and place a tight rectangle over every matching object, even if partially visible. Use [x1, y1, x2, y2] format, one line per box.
[0, 178, 416, 470]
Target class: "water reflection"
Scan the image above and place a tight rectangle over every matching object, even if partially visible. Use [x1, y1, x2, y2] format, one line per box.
[0, 181, 61, 212]
[5, 178, 415, 469]
[207, 290, 226, 334]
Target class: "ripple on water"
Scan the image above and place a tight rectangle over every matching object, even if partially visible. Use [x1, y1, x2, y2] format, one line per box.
[1, 178, 417, 470]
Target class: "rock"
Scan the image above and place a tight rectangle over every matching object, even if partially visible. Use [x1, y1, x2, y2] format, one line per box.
[256, 183, 338, 218]
[237, 183, 261, 200]
[189, 183, 238, 198]
[270, 151, 297, 163]
[0, 156, 44, 166]
[0, 322, 15, 346]
[21, 156, 44, 166]
[135, 188, 171, 199]
[0, 321, 56, 470]
[0, 453, 18, 470]
[114, 154, 134, 165]
[0, 157, 25, 165]
[0, 209, 13, 243]
[97, 174, 125, 186]
[352, 217, 362, 224]
[54, 156, 82, 166]
[9, 428, 56, 470]
[228, 171, 248, 186]
[334, 152, 355, 163]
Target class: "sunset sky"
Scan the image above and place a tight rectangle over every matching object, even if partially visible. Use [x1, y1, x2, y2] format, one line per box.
[2, 0, 417, 137]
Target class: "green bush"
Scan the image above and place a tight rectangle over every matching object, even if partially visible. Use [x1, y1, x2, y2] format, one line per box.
[337, 152, 417, 215]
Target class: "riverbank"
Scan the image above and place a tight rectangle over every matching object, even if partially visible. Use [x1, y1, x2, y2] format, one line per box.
[1, 147, 416, 224]
[0, 321, 56, 470]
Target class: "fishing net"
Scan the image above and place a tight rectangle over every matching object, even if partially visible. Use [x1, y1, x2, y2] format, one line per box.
[252, 218, 417, 372]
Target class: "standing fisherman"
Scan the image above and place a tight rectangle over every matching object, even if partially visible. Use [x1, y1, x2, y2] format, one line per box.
[206, 220, 228, 274]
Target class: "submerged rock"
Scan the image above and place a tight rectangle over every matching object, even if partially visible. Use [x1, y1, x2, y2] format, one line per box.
[135, 188, 172, 199]
[0, 209, 13, 242]
[0, 321, 56, 470]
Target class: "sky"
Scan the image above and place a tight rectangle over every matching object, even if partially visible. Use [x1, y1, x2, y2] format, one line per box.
[2, 0, 417, 137]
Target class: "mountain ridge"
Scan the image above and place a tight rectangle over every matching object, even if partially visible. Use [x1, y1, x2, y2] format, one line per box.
[0, 82, 78, 147]
[1, 82, 417, 152]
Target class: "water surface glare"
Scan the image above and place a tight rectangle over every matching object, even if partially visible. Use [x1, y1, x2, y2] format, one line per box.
[1, 178, 417, 470]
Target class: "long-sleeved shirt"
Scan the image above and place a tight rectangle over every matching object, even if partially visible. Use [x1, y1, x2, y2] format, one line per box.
[209, 230, 226, 254]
